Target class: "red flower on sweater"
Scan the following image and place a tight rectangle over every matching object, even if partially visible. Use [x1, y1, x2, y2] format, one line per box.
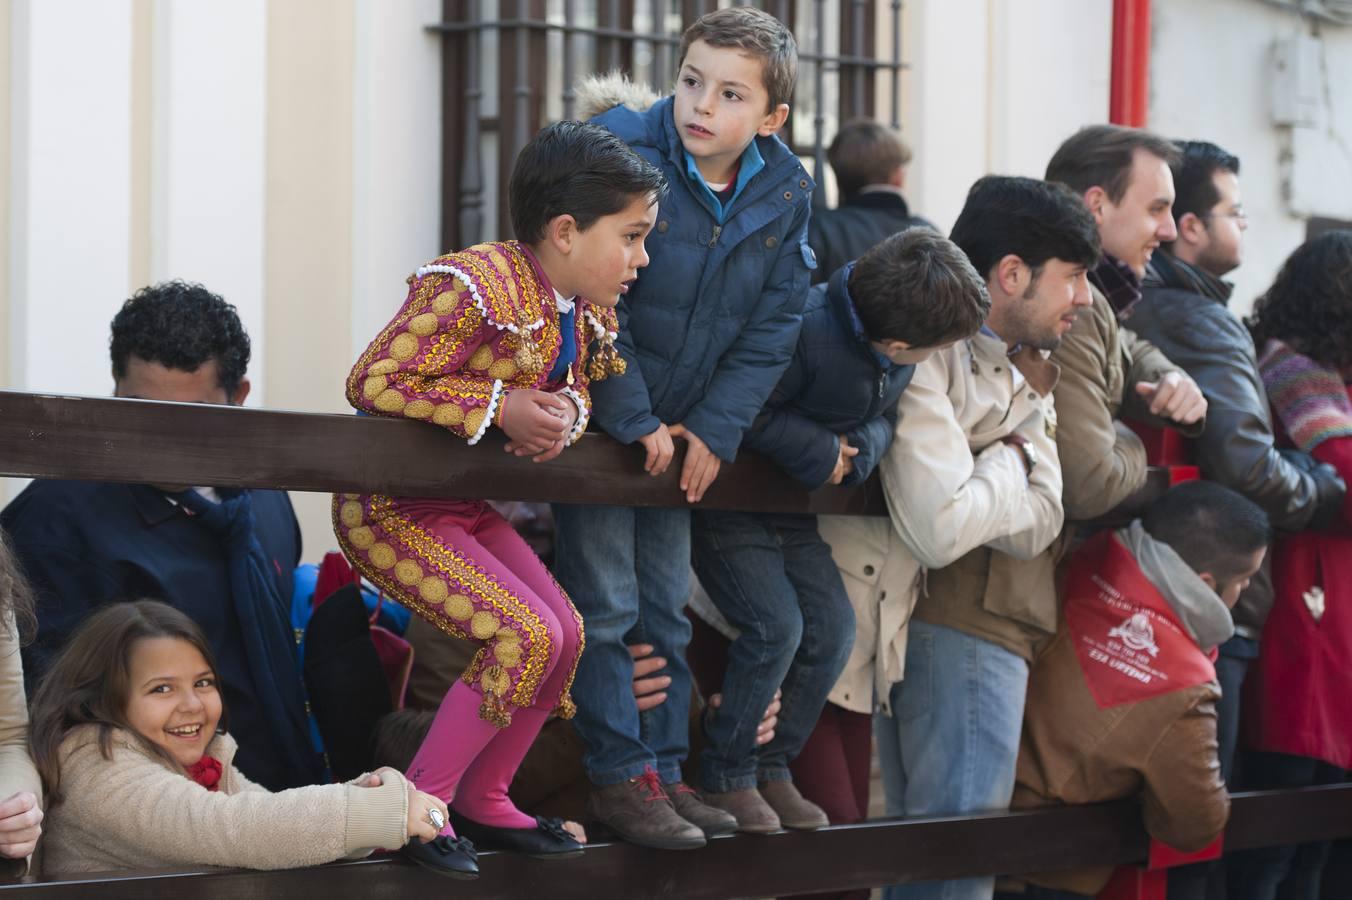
[187, 756, 223, 792]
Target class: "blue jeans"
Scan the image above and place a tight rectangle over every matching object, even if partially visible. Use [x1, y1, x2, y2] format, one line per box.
[551, 503, 692, 786]
[691, 510, 854, 792]
[875, 621, 1029, 900]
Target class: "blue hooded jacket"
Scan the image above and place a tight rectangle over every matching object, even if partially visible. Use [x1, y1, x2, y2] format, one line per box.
[588, 95, 816, 461]
[743, 263, 915, 488]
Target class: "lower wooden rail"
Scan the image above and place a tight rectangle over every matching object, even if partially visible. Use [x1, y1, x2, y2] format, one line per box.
[4, 787, 1349, 898]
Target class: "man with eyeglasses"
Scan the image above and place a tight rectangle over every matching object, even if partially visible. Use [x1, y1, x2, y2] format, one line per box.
[1122, 139, 1347, 900]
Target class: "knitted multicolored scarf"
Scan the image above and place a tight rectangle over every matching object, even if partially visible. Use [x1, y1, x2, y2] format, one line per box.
[1258, 339, 1352, 452]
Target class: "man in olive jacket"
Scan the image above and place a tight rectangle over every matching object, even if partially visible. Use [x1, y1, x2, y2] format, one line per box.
[1044, 126, 1208, 522]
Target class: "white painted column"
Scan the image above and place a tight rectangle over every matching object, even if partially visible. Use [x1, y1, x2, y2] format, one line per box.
[902, 0, 1111, 233]
[349, 0, 443, 358]
[987, 0, 1112, 178]
[8, 0, 134, 396]
[149, 0, 268, 399]
[903, 0, 991, 233]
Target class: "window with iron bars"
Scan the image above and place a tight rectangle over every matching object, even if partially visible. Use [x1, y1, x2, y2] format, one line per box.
[434, 0, 907, 250]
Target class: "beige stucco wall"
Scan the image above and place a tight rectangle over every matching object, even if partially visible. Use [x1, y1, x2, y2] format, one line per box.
[0, 0, 10, 390]
[264, 0, 357, 556]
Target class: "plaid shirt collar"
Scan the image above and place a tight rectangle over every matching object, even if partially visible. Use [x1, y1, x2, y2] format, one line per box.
[1089, 254, 1143, 321]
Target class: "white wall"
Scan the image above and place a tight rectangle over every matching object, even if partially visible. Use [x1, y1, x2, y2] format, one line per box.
[905, 0, 1113, 233]
[1150, 0, 1352, 315]
[0, 0, 444, 552]
[350, 0, 443, 360]
[7, 0, 134, 396]
[151, 0, 269, 399]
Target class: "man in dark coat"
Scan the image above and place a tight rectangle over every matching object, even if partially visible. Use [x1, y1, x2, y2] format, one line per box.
[1122, 140, 1345, 900]
[2, 281, 322, 791]
[808, 118, 932, 284]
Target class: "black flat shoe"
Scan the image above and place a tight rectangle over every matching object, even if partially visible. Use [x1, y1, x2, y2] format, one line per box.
[448, 810, 585, 859]
[403, 834, 480, 879]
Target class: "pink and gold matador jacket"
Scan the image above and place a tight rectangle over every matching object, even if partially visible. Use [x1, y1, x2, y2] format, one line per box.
[345, 240, 625, 444]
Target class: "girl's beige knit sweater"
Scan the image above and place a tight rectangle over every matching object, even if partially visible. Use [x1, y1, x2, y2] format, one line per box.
[42, 727, 410, 875]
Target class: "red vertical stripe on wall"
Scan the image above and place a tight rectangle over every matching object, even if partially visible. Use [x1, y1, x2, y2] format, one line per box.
[1109, 0, 1151, 126]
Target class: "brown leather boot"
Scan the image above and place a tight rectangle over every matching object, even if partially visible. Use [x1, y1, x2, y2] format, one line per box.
[758, 779, 829, 830]
[586, 767, 706, 851]
[696, 786, 781, 834]
[667, 781, 739, 837]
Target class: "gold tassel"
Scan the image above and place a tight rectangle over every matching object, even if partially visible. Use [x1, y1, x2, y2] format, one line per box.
[553, 693, 578, 720]
[478, 691, 513, 729]
[588, 338, 626, 381]
[513, 336, 546, 375]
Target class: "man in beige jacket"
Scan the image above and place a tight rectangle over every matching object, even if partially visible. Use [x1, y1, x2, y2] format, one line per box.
[857, 176, 1099, 900]
[1044, 125, 1208, 520]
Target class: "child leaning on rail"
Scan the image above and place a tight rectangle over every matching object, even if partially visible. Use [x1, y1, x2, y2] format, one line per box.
[687, 228, 990, 832]
[29, 601, 445, 875]
[334, 120, 666, 878]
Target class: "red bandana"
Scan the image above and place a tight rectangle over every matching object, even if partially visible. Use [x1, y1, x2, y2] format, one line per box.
[187, 756, 223, 792]
[1063, 532, 1216, 709]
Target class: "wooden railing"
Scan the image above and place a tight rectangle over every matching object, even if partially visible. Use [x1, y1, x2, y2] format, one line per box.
[0, 391, 1345, 898]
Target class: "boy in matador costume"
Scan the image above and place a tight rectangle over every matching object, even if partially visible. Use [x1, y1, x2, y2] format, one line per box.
[335, 121, 665, 879]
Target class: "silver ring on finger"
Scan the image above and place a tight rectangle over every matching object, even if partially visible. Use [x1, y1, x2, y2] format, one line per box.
[428, 808, 445, 830]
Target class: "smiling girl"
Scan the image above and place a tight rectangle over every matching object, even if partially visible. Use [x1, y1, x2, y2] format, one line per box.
[29, 601, 446, 875]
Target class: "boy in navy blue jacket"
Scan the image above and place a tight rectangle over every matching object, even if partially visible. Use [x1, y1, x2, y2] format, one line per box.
[690, 228, 991, 831]
[556, 7, 815, 850]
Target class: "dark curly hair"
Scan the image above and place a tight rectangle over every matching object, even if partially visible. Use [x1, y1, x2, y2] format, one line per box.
[110, 281, 250, 395]
[1246, 231, 1352, 371]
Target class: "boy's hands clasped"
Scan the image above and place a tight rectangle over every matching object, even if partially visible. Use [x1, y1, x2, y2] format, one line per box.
[669, 425, 720, 504]
[501, 389, 578, 463]
[498, 394, 726, 504]
[637, 423, 722, 503]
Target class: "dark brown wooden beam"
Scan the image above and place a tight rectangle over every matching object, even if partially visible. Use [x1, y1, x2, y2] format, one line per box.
[4, 787, 1350, 898]
[0, 391, 1173, 518]
[0, 391, 886, 515]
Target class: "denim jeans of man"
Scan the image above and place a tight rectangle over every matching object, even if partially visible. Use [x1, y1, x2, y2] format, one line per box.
[875, 621, 1029, 900]
[1228, 751, 1348, 900]
[552, 503, 693, 785]
[1168, 635, 1260, 900]
[690, 510, 854, 792]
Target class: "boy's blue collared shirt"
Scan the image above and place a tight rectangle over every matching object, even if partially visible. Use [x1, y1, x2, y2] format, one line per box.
[683, 139, 766, 225]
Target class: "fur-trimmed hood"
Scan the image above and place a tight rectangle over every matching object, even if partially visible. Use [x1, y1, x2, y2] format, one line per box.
[574, 71, 661, 121]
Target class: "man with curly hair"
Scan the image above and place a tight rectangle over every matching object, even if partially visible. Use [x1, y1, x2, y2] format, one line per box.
[1, 282, 321, 791]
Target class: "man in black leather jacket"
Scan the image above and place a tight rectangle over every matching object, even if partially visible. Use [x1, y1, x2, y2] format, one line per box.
[1124, 140, 1345, 900]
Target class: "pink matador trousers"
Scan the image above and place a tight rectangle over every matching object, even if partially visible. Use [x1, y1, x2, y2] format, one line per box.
[335, 493, 583, 831]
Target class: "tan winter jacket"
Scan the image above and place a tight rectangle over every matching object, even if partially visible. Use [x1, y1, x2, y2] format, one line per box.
[1052, 286, 1198, 521]
[819, 514, 922, 714]
[900, 332, 1066, 664]
[828, 330, 1064, 715]
[42, 728, 410, 875]
[0, 610, 41, 876]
